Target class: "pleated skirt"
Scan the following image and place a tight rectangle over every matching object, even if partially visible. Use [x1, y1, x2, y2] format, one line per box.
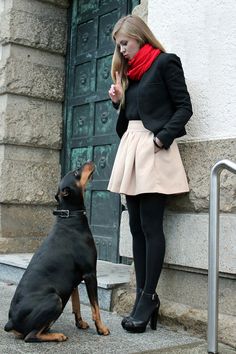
[107, 121, 189, 195]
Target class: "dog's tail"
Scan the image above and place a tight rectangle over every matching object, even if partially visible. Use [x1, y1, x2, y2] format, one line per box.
[4, 320, 14, 332]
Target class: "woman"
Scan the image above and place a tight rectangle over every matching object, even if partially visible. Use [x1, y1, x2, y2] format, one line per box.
[107, 15, 192, 333]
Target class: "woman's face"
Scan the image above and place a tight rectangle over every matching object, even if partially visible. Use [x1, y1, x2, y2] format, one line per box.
[115, 33, 140, 60]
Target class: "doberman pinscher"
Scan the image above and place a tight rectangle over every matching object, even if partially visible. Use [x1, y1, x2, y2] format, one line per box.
[4, 161, 110, 342]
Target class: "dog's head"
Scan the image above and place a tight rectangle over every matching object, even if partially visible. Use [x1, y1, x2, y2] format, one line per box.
[55, 161, 95, 208]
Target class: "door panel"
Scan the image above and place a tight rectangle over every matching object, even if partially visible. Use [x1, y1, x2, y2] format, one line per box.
[64, 0, 139, 262]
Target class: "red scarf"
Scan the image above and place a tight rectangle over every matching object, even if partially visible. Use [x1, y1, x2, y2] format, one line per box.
[127, 44, 161, 80]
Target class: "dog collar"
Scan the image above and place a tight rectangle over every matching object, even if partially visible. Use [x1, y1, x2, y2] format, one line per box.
[53, 209, 86, 218]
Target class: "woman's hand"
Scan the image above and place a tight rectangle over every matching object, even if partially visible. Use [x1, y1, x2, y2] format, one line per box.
[108, 71, 123, 103]
[153, 136, 163, 153]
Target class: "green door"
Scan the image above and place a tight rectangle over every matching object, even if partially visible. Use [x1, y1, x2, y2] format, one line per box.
[63, 0, 139, 262]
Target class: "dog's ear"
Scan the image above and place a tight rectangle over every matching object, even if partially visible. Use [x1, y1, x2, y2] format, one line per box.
[61, 187, 71, 197]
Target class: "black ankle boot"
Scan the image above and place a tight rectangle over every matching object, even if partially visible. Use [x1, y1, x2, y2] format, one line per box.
[124, 292, 160, 333]
[121, 288, 143, 329]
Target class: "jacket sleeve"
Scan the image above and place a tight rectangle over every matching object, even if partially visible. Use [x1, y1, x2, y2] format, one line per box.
[112, 101, 120, 110]
[116, 107, 128, 138]
[155, 54, 193, 148]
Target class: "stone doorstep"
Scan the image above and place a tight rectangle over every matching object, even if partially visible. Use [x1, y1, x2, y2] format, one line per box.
[0, 253, 131, 311]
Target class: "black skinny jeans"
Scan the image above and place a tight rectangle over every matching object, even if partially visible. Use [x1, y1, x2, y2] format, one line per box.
[126, 193, 166, 294]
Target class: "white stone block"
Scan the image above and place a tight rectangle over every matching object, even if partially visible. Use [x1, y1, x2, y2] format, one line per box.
[148, 0, 236, 141]
[119, 211, 133, 258]
[0, 0, 4, 13]
[119, 210, 236, 275]
[164, 212, 236, 274]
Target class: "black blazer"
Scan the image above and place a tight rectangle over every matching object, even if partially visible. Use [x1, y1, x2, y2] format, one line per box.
[115, 53, 193, 149]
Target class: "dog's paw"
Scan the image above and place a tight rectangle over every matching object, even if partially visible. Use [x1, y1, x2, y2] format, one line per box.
[97, 325, 110, 336]
[24, 332, 68, 342]
[56, 333, 68, 342]
[76, 319, 89, 330]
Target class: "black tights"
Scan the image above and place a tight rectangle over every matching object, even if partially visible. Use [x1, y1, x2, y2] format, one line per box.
[126, 193, 166, 294]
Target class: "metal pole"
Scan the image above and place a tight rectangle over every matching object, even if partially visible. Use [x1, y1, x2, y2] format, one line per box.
[208, 159, 236, 354]
[208, 164, 220, 354]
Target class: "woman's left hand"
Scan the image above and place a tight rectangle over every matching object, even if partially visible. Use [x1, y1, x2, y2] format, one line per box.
[153, 136, 163, 153]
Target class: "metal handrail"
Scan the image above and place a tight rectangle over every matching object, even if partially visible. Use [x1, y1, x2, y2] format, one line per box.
[208, 159, 236, 354]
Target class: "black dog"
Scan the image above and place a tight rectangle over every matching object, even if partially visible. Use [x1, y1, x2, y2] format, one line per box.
[4, 162, 110, 342]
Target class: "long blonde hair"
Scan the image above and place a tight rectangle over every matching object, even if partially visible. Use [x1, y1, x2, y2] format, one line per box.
[111, 15, 166, 105]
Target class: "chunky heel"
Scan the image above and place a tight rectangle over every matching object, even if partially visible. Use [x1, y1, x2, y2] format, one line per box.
[150, 304, 159, 330]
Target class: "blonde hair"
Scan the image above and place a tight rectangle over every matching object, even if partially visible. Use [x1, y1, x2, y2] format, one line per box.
[111, 15, 166, 105]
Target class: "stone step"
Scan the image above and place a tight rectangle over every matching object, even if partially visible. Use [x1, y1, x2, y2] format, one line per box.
[0, 253, 131, 311]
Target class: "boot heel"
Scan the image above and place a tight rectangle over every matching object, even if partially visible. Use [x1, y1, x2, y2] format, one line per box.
[150, 304, 159, 330]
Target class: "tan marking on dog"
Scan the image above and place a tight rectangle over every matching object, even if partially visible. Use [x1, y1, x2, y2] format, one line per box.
[77, 163, 95, 190]
[36, 332, 68, 342]
[71, 288, 89, 329]
[91, 303, 110, 335]
[12, 330, 24, 339]
[24, 326, 68, 342]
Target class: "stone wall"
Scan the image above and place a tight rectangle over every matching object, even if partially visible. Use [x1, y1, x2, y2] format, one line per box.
[0, 0, 69, 252]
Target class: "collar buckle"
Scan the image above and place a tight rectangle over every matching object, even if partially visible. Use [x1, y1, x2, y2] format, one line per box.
[53, 209, 70, 218]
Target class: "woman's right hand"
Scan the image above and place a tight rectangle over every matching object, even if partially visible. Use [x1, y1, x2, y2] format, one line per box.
[108, 71, 123, 103]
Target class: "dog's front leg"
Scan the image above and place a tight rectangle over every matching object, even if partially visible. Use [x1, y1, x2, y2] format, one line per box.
[71, 287, 89, 329]
[84, 274, 110, 335]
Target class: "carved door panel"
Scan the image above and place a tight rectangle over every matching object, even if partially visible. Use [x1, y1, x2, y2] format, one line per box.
[64, 0, 139, 262]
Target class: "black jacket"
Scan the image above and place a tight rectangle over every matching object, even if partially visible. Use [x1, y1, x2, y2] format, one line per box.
[115, 53, 193, 149]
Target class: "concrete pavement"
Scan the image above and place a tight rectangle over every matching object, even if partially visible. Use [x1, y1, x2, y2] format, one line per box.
[0, 282, 235, 354]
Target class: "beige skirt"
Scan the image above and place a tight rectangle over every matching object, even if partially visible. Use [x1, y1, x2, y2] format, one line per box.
[107, 121, 189, 196]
